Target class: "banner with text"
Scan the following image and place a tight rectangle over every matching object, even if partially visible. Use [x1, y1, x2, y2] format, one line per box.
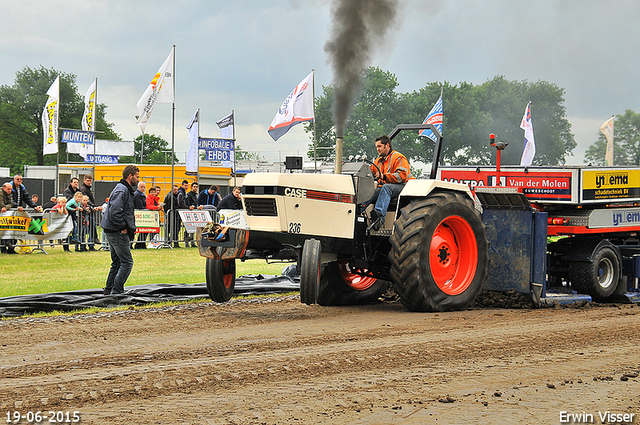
[0, 211, 73, 240]
[199, 138, 234, 164]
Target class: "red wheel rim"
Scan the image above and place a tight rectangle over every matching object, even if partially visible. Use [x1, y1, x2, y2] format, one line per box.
[429, 215, 478, 295]
[222, 260, 234, 289]
[338, 262, 377, 291]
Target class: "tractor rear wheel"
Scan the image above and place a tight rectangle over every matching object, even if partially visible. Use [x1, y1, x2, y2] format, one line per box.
[300, 239, 321, 305]
[389, 191, 488, 312]
[316, 261, 388, 306]
[206, 257, 236, 302]
[569, 245, 620, 301]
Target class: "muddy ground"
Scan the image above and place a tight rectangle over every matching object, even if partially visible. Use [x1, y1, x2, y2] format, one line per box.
[1, 294, 639, 424]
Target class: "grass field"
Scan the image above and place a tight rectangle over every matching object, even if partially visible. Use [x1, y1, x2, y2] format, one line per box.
[0, 245, 290, 298]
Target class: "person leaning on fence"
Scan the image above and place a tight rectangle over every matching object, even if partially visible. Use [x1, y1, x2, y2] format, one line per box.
[11, 175, 42, 212]
[66, 191, 84, 252]
[133, 181, 147, 249]
[184, 182, 201, 248]
[1, 182, 16, 254]
[146, 187, 163, 211]
[79, 174, 101, 251]
[163, 184, 187, 248]
[197, 184, 222, 210]
[101, 165, 139, 295]
[218, 186, 243, 210]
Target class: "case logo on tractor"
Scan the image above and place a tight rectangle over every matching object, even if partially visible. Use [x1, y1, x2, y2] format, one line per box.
[284, 187, 307, 198]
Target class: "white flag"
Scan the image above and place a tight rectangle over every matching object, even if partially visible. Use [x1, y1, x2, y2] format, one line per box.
[42, 76, 60, 155]
[136, 47, 175, 133]
[186, 109, 199, 175]
[268, 71, 314, 141]
[82, 80, 96, 132]
[520, 102, 536, 166]
[600, 117, 614, 166]
[217, 112, 234, 139]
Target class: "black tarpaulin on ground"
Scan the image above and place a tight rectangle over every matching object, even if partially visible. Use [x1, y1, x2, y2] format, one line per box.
[0, 274, 300, 318]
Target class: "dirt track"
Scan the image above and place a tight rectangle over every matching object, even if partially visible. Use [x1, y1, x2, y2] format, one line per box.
[1, 296, 640, 424]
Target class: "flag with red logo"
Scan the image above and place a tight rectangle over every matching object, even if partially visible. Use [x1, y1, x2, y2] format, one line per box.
[520, 102, 536, 166]
[268, 71, 314, 141]
[136, 47, 174, 133]
[419, 95, 443, 142]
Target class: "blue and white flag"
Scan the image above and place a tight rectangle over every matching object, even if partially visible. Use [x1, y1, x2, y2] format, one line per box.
[520, 102, 536, 166]
[268, 71, 314, 141]
[419, 95, 443, 142]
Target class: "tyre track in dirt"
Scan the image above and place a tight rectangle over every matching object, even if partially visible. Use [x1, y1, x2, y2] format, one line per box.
[1, 299, 640, 424]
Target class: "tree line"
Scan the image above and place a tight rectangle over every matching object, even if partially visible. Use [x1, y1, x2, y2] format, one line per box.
[2, 65, 635, 175]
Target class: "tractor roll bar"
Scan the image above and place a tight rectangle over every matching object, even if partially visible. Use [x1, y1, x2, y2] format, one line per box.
[388, 124, 443, 180]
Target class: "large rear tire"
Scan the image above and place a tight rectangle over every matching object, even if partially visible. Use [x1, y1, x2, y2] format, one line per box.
[389, 191, 488, 312]
[299, 239, 321, 305]
[569, 245, 620, 301]
[206, 257, 236, 302]
[316, 261, 388, 306]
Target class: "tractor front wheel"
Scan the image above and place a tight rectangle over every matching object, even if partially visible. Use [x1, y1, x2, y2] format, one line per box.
[206, 257, 236, 302]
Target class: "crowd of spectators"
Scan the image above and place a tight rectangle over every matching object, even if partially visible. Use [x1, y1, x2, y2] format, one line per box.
[0, 174, 242, 253]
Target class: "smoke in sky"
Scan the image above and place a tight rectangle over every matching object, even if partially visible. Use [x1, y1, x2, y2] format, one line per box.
[324, 0, 399, 136]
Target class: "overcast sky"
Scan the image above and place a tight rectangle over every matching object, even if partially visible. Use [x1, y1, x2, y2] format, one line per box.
[1, 0, 639, 165]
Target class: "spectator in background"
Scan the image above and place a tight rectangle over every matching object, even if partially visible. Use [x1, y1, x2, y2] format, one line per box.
[66, 191, 84, 251]
[101, 165, 139, 295]
[163, 184, 186, 248]
[79, 195, 93, 250]
[133, 181, 147, 249]
[218, 186, 243, 210]
[1, 182, 16, 254]
[184, 182, 201, 247]
[42, 196, 58, 210]
[79, 175, 100, 251]
[198, 184, 222, 210]
[11, 175, 42, 212]
[31, 194, 39, 207]
[146, 187, 163, 211]
[63, 177, 81, 201]
[179, 180, 189, 201]
[51, 196, 68, 215]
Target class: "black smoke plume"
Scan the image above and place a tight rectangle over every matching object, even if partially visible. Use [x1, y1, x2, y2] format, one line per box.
[324, 0, 399, 137]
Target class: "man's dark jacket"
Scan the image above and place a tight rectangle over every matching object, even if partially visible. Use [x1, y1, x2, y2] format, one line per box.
[101, 179, 136, 240]
[11, 182, 37, 208]
[133, 189, 147, 209]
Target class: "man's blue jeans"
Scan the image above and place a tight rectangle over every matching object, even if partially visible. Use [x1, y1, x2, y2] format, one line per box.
[365, 183, 405, 223]
[104, 231, 134, 294]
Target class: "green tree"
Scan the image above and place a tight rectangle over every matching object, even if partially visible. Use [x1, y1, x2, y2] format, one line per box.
[120, 133, 177, 164]
[0, 66, 118, 173]
[309, 69, 576, 168]
[585, 110, 640, 166]
[235, 145, 265, 161]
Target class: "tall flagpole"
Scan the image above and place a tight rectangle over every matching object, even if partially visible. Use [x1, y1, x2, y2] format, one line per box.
[92, 77, 98, 180]
[232, 109, 236, 187]
[312, 69, 317, 173]
[196, 108, 200, 184]
[170, 44, 176, 247]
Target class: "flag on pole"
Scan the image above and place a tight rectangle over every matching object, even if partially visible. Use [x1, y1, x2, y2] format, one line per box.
[600, 117, 614, 166]
[82, 80, 96, 132]
[136, 47, 175, 133]
[268, 71, 314, 141]
[186, 109, 199, 175]
[80, 79, 97, 158]
[217, 112, 234, 139]
[419, 95, 443, 142]
[42, 76, 60, 155]
[520, 102, 536, 166]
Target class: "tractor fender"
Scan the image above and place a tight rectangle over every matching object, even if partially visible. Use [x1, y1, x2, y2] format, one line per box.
[396, 180, 473, 220]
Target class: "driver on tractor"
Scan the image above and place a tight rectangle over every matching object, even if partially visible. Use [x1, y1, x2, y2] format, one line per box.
[363, 135, 413, 230]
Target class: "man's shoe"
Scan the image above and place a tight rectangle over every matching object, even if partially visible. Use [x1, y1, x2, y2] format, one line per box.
[88, 246, 97, 251]
[103, 288, 110, 295]
[369, 209, 383, 231]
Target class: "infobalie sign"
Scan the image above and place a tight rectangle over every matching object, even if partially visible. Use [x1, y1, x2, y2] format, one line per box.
[199, 137, 234, 162]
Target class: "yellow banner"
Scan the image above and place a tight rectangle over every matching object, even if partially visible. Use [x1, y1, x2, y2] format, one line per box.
[0, 215, 31, 231]
[582, 169, 640, 201]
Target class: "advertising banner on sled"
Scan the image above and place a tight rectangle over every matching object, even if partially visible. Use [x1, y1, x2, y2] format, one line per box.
[0, 210, 73, 240]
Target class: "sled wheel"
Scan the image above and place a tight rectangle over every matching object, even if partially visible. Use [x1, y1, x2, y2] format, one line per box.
[206, 257, 236, 302]
[300, 239, 321, 305]
[389, 191, 488, 312]
[569, 246, 620, 301]
[317, 261, 388, 306]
